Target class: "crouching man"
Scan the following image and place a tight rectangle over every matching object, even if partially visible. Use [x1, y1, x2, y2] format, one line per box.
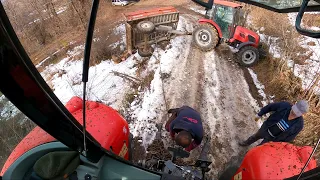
[165, 106, 203, 152]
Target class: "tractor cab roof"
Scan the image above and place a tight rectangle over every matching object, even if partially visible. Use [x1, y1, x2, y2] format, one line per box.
[215, 0, 242, 8]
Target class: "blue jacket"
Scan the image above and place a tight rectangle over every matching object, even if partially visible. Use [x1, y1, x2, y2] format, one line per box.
[258, 102, 304, 142]
[170, 106, 203, 145]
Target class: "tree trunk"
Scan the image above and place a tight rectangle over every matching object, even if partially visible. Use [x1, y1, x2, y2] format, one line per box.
[70, 0, 86, 30]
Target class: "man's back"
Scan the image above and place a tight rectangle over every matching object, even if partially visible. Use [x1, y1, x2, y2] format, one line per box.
[170, 106, 203, 144]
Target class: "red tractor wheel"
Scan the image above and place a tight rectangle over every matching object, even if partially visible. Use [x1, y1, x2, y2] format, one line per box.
[237, 46, 259, 67]
[193, 24, 219, 51]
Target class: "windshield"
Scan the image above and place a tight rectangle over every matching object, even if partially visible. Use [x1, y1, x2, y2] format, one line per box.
[250, 0, 320, 9]
[214, 5, 234, 38]
[1, 0, 320, 179]
[0, 93, 36, 170]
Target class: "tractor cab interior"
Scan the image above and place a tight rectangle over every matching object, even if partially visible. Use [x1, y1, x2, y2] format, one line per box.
[204, 3, 244, 39]
[214, 5, 234, 39]
[2, 141, 165, 180]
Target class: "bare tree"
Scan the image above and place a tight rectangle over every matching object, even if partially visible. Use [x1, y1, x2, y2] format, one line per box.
[68, 0, 90, 29]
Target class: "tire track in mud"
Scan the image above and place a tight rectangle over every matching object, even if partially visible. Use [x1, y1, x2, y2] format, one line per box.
[200, 45, 260, 178]
[160, 14, 205, 116]
[157, 15, 208, 159]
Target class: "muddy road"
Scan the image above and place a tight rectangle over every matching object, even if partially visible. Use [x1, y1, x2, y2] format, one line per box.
[149, 14, 261, 178]
[119, 4, 262, 179]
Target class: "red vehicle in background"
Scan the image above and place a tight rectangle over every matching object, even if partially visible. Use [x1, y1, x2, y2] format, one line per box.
[192, 0, 261, 67]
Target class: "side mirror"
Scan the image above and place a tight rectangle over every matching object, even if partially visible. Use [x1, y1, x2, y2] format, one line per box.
[296, 0, 320, 38]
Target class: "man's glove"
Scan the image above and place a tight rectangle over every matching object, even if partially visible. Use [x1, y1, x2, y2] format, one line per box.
[254, 114, 261, 122]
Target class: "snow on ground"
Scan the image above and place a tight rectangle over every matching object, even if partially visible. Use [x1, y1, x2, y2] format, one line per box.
[129, 51, 166, 147]
[287, 13, 320, 93]
[0, 95, 20, 119]
[247, 68, 268, 106]
[188, 4, 206, 15]
[37, 22, 135, 109]
[41, 49, 138, 109]
[256, 31, 281, 58]
[288, 12, 320, 27]
[56, 6, 68, 15]
[250, 13, 320, 94]
[36, 56, 50, 68]
[128, 16, 193, 148]
[109, 24, 126, 50]
[294, 38, 320, 93]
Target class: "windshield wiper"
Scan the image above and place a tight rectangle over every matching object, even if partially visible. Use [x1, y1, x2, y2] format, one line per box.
[82, 0, 100, 154]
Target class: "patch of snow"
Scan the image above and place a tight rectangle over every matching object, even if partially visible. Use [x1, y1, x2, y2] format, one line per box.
[129, 42, 184, 147]
[36, 56, 51, 68]
[239, 72, 263, 128]
[247, 15, 253, 26]
[294, 38, 320, 93]
[29, 18, 40, 25]
[67, 44, 85, 57]
[311, 26, 320, 31]
[93, 38, 100, 42]
[288, 12, 320, 28]
[247, 68, 269, 106]
[56, 6, 67, 15]
[41, 54, 137, 108]
[114, 24, 126, 35]
[286, 13, 320, 93]
[257, 31, 281, 58]
[287, 59, 295, 68]
[0, 97, 19, 118]
[109, 24, 126, 49]
[189, 6, 206, 15]
[288, 13, 297, 26]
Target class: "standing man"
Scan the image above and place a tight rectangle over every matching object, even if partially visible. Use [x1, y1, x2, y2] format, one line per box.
[239, 100, 308, 146]
[165, 106, 203, 152]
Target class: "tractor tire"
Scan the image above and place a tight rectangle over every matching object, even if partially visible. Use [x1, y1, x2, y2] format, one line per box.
[136, 21, 155, 34]
[193, 24, 219, 51]
[138, 46, 154, 57]
[237, 46, 259, 67]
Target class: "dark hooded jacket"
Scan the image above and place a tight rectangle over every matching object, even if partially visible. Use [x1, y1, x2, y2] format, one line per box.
[169, 106, 203, 150]
[258, 102, 304, 143]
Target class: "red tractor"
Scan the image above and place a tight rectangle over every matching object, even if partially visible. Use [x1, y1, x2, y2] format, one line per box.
[192, 0, 261, 67]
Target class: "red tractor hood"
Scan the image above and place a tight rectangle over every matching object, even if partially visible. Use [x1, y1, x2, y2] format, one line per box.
[232, 26, 260, 47]
[234, 142, 317, 179]
[1, 97, 130, 176]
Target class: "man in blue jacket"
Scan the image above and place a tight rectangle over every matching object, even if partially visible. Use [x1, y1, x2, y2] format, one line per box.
[239, 100, 308, 146]
[165, 106, 203, 152]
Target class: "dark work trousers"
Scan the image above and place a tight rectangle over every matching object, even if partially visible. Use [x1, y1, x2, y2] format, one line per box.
[245, 128, 273, 146]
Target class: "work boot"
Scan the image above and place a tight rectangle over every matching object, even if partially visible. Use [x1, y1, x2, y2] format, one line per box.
[238, 141, 249, 147]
